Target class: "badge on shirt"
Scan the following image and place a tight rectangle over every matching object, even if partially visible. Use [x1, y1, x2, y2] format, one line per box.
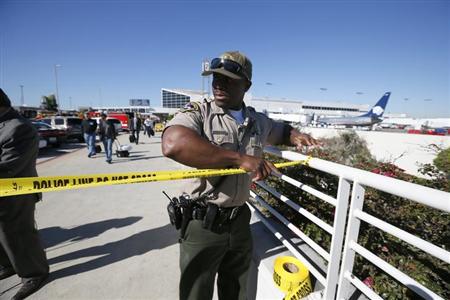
[179, 102, 200, 113]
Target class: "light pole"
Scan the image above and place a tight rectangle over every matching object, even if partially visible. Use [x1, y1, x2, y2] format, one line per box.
[98, 88, 103, 107]
[319, 88, 328, 100]
[403, 98, 410, 116]
[423, 98, 433, 117]
[265, 82, 274, 100]
[54, 64, 62, 109]
[202, 59, 210, 99]
[19, 85, 24, 106]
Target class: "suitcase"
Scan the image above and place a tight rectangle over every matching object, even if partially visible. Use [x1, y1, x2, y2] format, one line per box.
[116, 150, 129, 157]
[115, 140, 131, 157]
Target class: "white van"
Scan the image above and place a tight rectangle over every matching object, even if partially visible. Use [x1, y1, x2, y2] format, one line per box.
[41, 116, 84, 142]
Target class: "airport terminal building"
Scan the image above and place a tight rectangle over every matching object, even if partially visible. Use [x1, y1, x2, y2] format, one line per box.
[161, 88, 370, 118]
[248, 97, 370, 118]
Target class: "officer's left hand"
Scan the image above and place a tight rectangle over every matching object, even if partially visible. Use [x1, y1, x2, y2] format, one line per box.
[290, 130, 321, 151]
[238, 154, 280, 182]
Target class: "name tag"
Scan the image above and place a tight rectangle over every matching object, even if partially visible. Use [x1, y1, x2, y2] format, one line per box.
[212, 131, 228, 135]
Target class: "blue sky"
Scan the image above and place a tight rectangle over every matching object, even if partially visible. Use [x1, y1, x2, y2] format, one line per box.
[1, 0, 449, 118]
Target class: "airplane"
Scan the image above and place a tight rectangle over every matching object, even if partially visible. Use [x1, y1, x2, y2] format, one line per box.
[317, 92, 391, 127]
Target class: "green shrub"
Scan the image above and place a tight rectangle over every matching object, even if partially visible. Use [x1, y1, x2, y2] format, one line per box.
[433, 147, 450, 176]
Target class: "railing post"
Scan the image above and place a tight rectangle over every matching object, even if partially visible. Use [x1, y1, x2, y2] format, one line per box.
[323, 177, 351, 300]
[336, 182, 365, 299]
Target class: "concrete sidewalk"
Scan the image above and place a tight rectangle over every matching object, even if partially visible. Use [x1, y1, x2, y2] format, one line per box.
[0, 133, 290, 300]
[1, 134, 187, 299]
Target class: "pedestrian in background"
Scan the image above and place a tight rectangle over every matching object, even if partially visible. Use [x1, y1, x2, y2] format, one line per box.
[144, 116, 154, 138]
[0, 88, 49, 299]
[81, 112, 97, 157]
[98, 113, 116, 164]
[162, 51, 319, 300]
[129, 113, 141, 145]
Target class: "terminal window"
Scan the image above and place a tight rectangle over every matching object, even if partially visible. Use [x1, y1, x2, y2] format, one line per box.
[162, 90, 191, 108]
[302, 105, 359, 112]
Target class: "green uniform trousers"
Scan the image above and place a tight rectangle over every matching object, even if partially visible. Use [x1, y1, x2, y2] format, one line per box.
[179, 204, 253, 300]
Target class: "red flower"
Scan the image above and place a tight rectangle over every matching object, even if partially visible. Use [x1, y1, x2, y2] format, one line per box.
[382, 171, 395, 178]
[363, 276, 375, 289]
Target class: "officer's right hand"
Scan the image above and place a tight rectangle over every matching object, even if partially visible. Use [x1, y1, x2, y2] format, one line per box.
[238, 154, 280, 182]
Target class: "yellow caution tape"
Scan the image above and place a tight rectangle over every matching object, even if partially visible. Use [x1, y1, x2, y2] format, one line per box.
[284, 279, 313, 300]
[273, 256, 312, 298]
[0, 159, 311, 197]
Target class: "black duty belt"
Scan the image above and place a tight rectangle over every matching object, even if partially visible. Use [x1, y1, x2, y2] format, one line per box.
[191, 205, 242, 222]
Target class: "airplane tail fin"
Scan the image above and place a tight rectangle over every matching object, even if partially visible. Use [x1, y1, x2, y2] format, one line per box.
[360, 92, 391, 117]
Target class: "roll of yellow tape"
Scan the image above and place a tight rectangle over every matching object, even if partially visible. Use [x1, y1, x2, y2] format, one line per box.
[284, 278, 313, 300]
[273, 256, 311, 295]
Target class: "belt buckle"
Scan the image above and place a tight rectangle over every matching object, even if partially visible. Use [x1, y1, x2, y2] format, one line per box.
[229, 207, 239, 220]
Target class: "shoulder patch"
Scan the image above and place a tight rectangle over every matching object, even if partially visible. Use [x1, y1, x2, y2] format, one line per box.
[179, 102, 200, 113]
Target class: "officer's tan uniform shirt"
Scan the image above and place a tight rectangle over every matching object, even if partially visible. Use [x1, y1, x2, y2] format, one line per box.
[165, 100, 274, 207]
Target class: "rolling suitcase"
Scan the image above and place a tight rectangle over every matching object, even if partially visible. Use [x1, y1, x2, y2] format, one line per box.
[115, 139, 131, 157]
[129, 134, 136, 143]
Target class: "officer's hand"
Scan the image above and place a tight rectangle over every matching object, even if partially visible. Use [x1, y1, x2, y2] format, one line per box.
[290, 130, 321, 151]
[238, 154, 280, 181]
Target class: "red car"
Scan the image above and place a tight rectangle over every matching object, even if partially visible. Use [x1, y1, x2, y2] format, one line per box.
[32, 121, 67, 148]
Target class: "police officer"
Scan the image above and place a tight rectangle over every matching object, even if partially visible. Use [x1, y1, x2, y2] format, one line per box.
[162, 51, 319, 300]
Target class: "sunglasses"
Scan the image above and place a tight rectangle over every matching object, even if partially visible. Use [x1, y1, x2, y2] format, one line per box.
[210, 58, 249, 81]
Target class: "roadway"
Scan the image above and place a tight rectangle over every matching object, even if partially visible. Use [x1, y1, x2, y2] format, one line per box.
[37, 142, 86, 165]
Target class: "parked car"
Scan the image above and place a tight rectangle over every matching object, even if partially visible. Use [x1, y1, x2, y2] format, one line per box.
[32, 121, 67, 148]
[154, 122, 165, 132]
[41, 116, 84, 142]
[38, 137, 47, 149]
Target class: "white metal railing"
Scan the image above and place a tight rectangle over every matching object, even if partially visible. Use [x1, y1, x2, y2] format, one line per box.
[250, 146, 450, 300]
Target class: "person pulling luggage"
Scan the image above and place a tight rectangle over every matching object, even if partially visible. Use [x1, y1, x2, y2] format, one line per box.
[144, 116, 154, 138]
